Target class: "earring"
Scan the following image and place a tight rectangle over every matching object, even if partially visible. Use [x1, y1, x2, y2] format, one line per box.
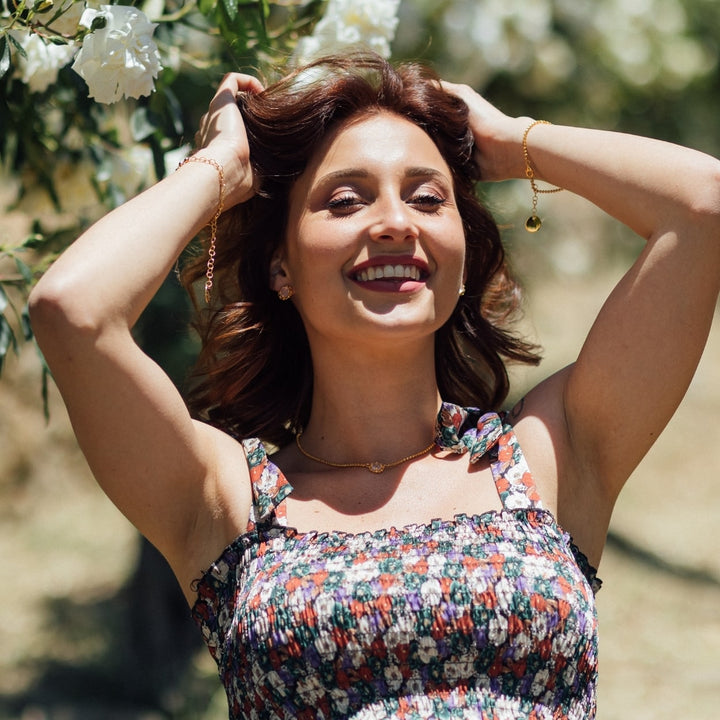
[459, 284, 466, 296]
[278, 284, 295, 301]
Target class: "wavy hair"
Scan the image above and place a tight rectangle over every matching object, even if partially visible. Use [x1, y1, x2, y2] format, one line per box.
[181, 52, 540, 446]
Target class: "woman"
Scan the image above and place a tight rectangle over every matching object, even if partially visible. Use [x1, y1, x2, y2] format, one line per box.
[28, 54, 720, 718]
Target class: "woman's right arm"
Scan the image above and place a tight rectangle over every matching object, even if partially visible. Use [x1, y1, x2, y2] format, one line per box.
[28, 74, 263, 597]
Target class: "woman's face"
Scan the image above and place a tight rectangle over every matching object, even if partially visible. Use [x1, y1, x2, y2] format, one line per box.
[274, 110, 466, 350]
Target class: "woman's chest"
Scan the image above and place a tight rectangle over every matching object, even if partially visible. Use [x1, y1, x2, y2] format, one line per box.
[281, 454, 506, 537]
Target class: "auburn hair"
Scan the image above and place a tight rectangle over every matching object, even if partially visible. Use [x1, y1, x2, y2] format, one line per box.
[181, 52, 540, 446]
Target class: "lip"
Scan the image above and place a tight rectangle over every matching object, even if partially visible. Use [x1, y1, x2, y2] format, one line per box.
[348, 255, 430, 294]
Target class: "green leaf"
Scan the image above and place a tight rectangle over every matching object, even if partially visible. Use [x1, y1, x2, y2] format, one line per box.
[5, 29, 27, 59]
[15, 256, 33, 284]
[130, 106, 159, 141]
[0, 284, 8, 315]
[198, 0, 215, 15]
[21, 234, 46, 250]
[0, 36, 10, 80]
[222, 0, 239, 22]
[21, 305, 33, 342]
[163, 86, 184, 137]
[90, 15, 108, 32]
[41, 359, 50, 421]
[0, 314, 18, 374]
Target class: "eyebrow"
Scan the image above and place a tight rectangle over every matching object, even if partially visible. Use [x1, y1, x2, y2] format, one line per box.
[318, 166, 450, 184]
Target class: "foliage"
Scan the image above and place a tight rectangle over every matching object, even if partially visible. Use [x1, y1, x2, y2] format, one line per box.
[0, 0, 338, 381]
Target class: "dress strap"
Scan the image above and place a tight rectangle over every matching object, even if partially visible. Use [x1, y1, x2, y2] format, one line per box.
[241, 438, 293, 532]
[436, 402, 543, 511]
[489, 423, 544, 510]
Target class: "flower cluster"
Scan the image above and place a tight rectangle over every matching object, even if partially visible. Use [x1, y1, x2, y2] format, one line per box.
[292, 0, 401, 66]
[71, 5, 162, 103]
[2, 1, 162, 104]
[2, 0, 403, 105]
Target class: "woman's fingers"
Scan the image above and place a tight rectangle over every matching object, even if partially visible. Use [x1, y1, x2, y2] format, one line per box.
[193, 73, 264, 207]
[210, 72, 264, 108]
[197, 74, 263, 149]
[441, 80, 529, 181]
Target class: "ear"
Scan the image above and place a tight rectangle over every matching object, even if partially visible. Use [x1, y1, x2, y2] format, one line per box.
[269, 247, 291, 293]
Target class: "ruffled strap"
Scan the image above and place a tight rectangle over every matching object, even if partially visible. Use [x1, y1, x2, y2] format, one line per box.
[435, 402, 543, 510]
[241, 438, 293, 531]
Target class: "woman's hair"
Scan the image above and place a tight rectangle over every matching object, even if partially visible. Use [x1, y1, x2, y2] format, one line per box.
[182, 52, 540, 446]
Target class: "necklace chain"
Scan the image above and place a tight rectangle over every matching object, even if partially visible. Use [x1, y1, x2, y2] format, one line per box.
[295, 432, 437, 474]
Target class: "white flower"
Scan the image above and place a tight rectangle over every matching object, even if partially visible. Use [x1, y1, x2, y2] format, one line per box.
[314, 631, 337, 660]
[420, 577, 443, 606]
[488, 614, 508, 645]
[296, 674, 324, 705]
[329, 688, 350, 715]
[530, 668, 550, 696]
[71, 4, 162, 104]
[10, 30, 78, 93]
[383, 664, 403, 691]
[416, 635, 438, 663]
[292, 0, 401, 66]
[384, 612, 413, 648]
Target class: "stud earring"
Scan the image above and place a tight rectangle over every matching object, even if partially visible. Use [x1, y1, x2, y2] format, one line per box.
[459, 284, 466, 296]
[278, 284, 295, 301]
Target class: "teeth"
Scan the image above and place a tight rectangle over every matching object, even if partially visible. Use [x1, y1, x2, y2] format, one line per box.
[356, 264, 422, 282]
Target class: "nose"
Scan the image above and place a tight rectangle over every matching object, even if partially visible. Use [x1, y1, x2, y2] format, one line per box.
[369, 195, 419, 244]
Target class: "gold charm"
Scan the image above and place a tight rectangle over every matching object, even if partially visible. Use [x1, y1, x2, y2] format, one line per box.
[525, 215, 542, 232]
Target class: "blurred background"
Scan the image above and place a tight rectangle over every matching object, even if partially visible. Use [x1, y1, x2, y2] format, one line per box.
[1, 0, 719, 718]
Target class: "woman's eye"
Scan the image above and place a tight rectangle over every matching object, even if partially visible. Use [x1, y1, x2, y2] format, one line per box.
[327, 194, 362, 211]
[410, 193, 446, 211]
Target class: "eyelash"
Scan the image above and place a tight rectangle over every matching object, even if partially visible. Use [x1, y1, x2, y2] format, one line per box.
[327, 194, 360, 210]
[327, 193, 447, 212]
[411, 193, 446, 210]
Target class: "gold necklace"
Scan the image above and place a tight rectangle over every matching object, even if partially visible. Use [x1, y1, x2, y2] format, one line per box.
[295, 432, 437, 474]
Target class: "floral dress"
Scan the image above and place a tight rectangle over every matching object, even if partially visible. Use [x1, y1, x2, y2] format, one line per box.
[192, 403, 601, 720]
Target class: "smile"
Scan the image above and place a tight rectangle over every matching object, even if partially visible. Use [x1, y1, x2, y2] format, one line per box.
[354, 264, 424, 282]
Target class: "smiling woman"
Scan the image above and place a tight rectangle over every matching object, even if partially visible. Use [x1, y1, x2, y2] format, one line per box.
[183, 55, 539, 448]
[26, 51, 720, 720]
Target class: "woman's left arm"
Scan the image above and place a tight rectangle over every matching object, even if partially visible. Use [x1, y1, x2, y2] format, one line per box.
[445, 82, 720, 503]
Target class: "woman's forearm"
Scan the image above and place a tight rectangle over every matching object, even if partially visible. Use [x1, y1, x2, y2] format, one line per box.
[516, 122, 720, 241]
[442, 81, 720, 242]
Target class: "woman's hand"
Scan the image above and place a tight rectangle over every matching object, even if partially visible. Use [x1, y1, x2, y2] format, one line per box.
[441, 80, 531, 182]
[193, 72, 264, 209]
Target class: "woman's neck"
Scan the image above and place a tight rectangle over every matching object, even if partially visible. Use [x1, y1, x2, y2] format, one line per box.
[300, 337, 441, 465]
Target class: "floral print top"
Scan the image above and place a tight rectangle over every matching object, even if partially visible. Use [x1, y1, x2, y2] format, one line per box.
[192, 403, 601, 720]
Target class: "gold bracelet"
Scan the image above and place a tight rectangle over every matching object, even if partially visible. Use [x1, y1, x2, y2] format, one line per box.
[522, 120, 563, 232]
[177, 155, 225, 303]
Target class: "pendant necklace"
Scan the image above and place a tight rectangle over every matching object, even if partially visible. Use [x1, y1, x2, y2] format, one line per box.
[295, 432, 437, 474]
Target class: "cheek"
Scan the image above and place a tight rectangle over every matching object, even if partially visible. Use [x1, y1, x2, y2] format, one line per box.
[436, 221, 467, 271]
[288, 220, 358, 273]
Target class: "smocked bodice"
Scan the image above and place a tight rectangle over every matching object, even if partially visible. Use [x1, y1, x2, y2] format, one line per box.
[192, 404, 600, 719]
